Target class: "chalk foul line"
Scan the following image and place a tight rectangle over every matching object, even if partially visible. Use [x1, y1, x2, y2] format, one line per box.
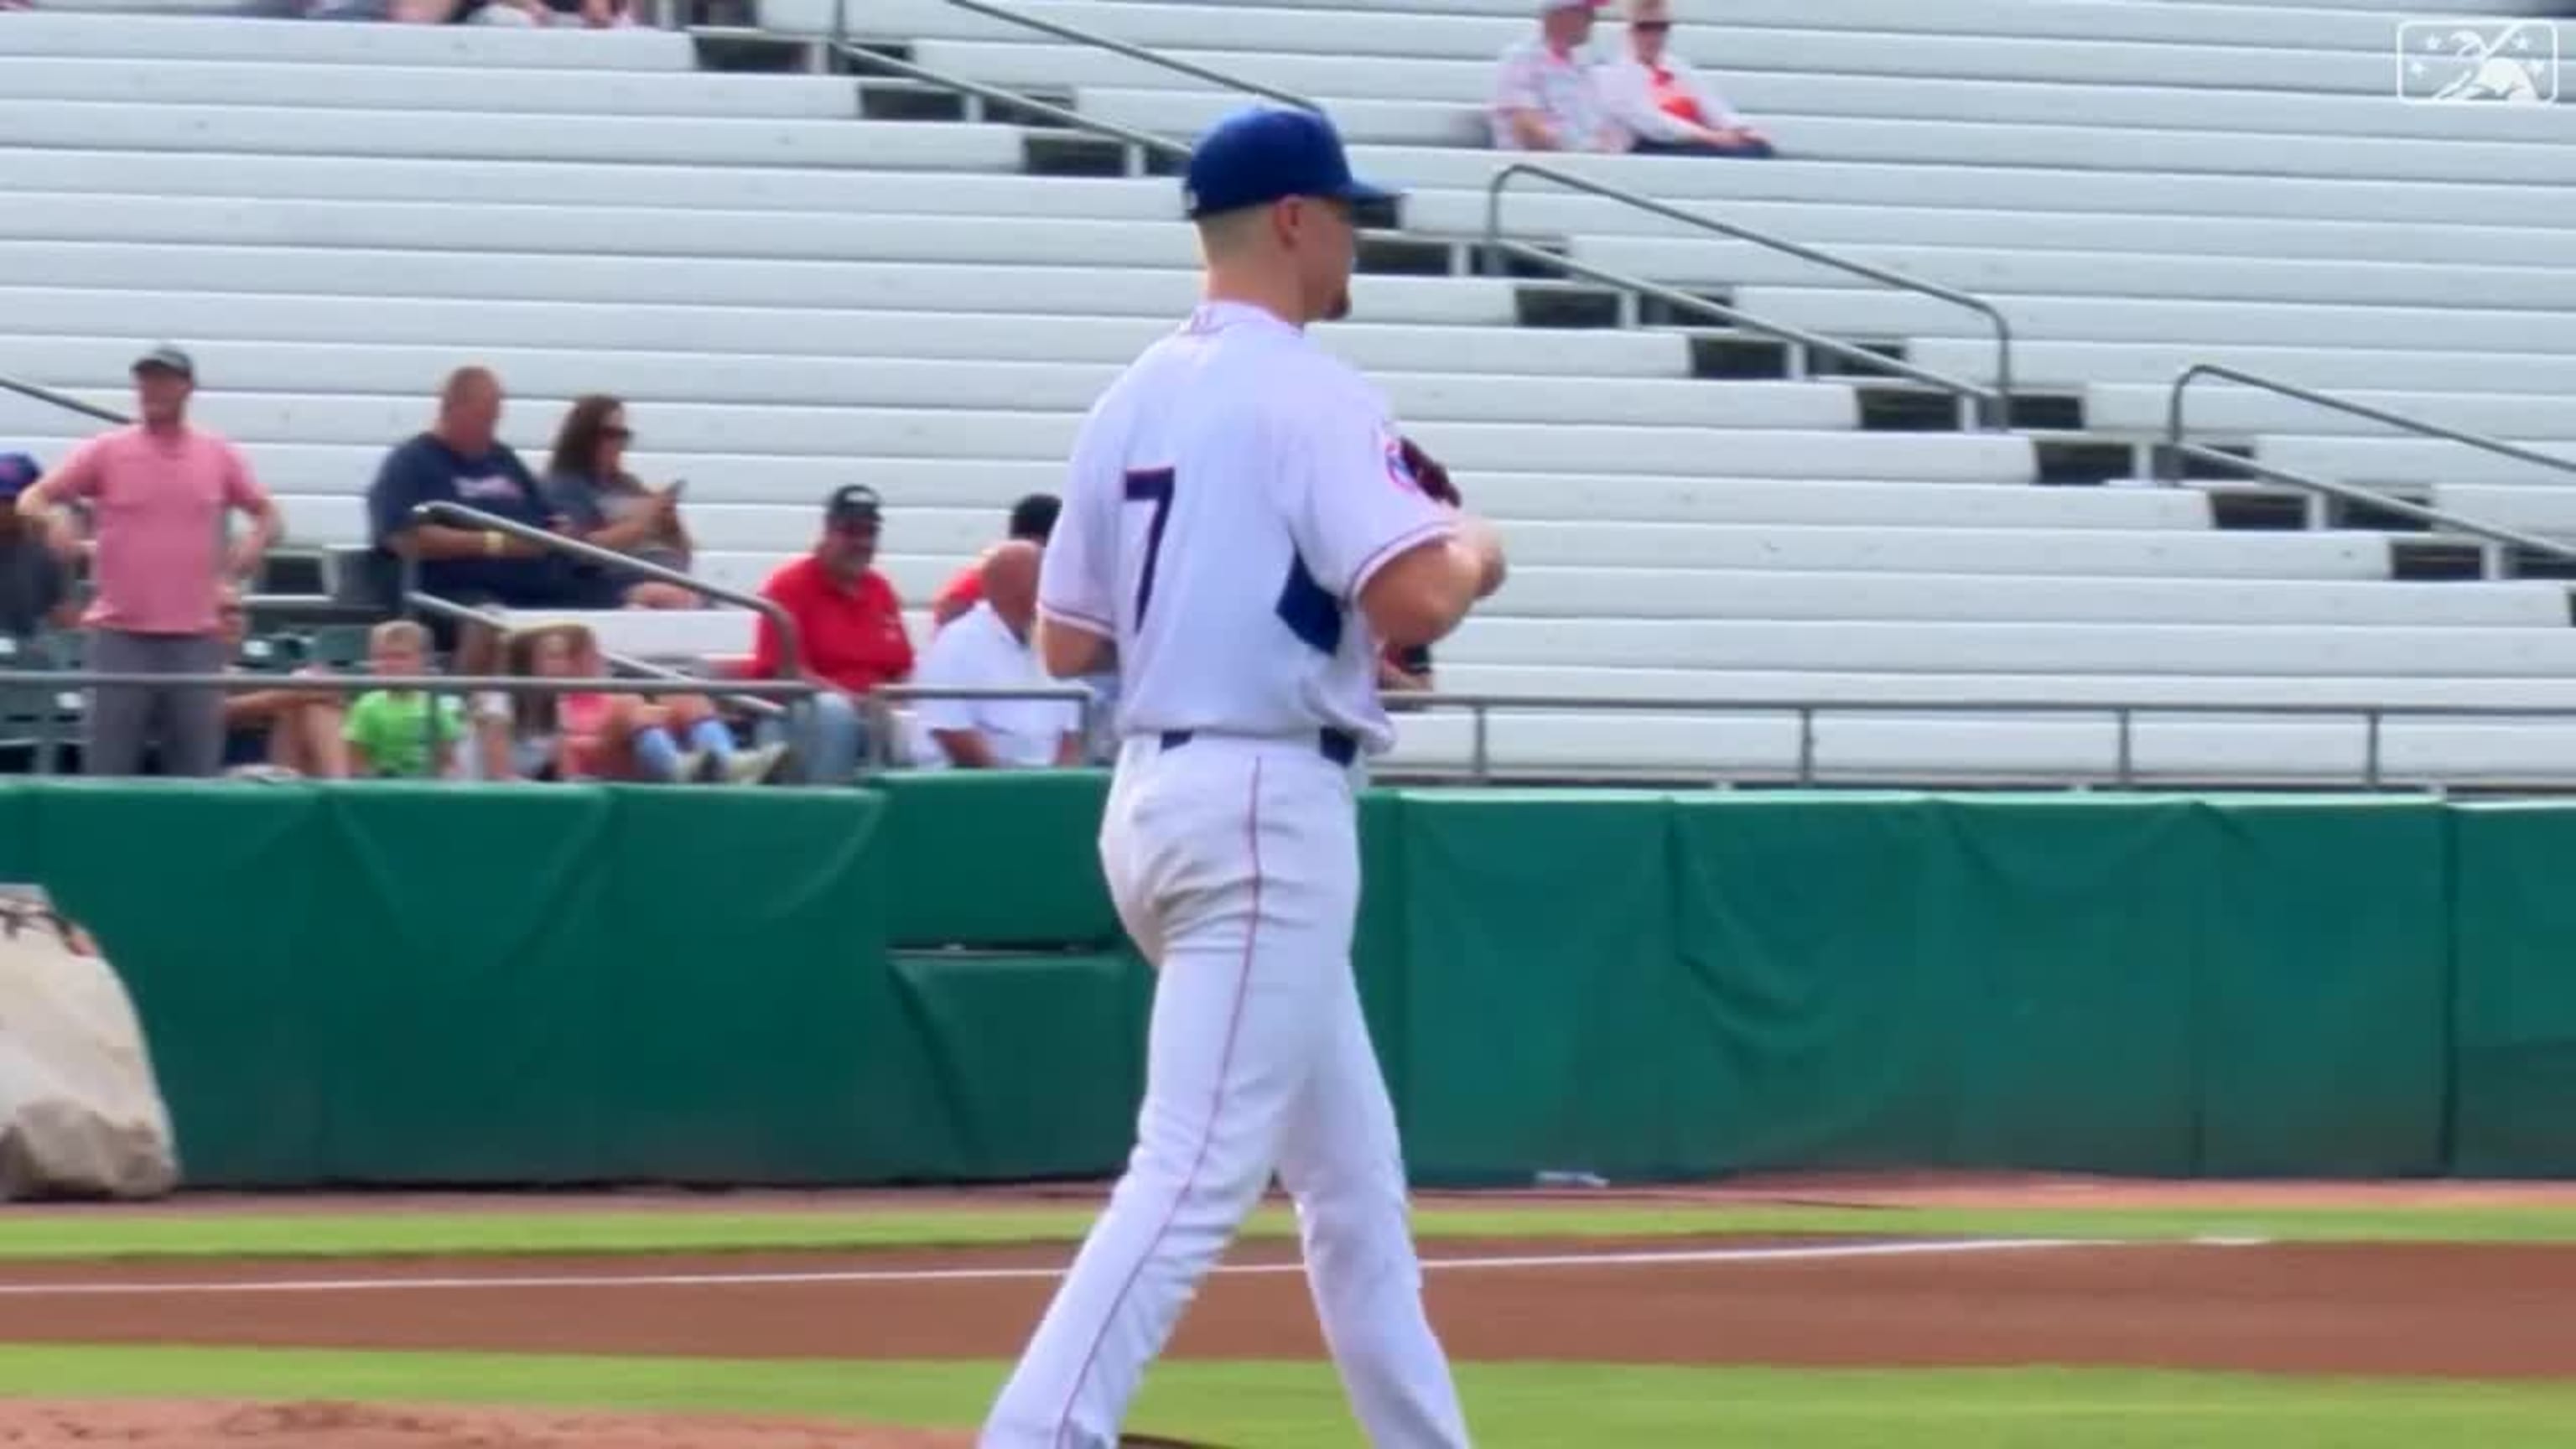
[0, 1236, 2146, 1299]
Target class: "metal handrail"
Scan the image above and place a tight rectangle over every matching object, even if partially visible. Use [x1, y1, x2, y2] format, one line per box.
[828, 40, 1185, 174]
[857, 678, 1101, 774]
[1391, 690, 2576, 791]
[0, 672, 818, 697]
[1485, 240, 2003, 431]
[0, 371, 127, 427]
[2161, 363, 2576, 579]
[2163, 362, 2576, 487]
[2165, 452, 2576, 581]
[926, 0, 1320, 114]
[6, 662, 2576, 790]
[406, 589, 790, 720]
[402, 501, 804, 679]
[1484, 162, 2017, 428]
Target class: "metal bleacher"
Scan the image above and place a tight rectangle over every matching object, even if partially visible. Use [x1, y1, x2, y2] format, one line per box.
[5, 0, 2576, 786]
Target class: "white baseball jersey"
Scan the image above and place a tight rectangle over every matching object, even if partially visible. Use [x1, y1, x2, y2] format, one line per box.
[1036, 300, 1457, 757]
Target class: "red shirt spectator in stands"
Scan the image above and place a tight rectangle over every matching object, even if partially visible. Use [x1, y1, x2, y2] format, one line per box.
[931, 491, 1060, 631]
[745, 485, 914, 693]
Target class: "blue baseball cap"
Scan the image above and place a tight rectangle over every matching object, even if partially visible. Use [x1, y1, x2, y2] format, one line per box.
[1182, 106, 1399, 221]
[0, 452, 39, 501]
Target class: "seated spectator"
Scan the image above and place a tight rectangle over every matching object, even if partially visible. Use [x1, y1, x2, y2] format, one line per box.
[382, 0, 629, 23]
[0, 454, 73, 641]
[930, 492, 1059, 632]
[366, 366, 621, 645]
[906, 540, 1083, 771]
[743, 485, 912, 782]
[1602, 0, 1777, 158]
[342, 620, 465, 779]
[214, 589, 350, 781]
[486, 621, 783, 784]
[540, 394, 700, 610]
[452, 620, 531, 782]
[1491, 0, 1625, 154]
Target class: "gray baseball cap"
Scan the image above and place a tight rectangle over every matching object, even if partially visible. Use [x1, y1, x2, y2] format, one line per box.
[131, 344, 195, 379]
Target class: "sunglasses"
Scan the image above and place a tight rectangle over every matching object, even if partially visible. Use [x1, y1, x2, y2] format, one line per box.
[1633, 18, 1671, 32]
[600, 425, 633, 441]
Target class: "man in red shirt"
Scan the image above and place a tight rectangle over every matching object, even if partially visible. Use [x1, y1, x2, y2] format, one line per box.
[744, 485, 910, 782]
[929, 491, 1059, 632]
[748, 485, 914, 690]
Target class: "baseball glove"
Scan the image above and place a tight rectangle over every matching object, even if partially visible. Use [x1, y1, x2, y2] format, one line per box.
[1398, 435, 1462, 508]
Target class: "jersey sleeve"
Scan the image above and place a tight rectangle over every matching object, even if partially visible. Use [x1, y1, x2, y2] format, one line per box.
[1036, 434, 1119, 639]
[1289, 382, 1457, 605]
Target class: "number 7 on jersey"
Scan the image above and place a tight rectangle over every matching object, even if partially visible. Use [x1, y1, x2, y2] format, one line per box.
[1123, 467, 1176, 624]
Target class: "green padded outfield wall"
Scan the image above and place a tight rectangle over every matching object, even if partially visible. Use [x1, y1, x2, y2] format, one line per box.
[0, 778, 2549, 1186]
[13, 780, 914, 1189]
[2451, 802, 2576, 1176]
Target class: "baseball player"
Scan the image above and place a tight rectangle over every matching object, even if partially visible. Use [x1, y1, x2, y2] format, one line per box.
[978, 106, 1507, 1449]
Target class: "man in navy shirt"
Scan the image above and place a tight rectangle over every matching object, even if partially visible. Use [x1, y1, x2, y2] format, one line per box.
[366, 367, 620, 634]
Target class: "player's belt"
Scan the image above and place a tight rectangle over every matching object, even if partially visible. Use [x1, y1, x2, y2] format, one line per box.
[1157, 728, 1359, 767]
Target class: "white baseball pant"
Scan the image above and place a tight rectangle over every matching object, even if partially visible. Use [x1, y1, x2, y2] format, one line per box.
[979, 730, 1472, 1449]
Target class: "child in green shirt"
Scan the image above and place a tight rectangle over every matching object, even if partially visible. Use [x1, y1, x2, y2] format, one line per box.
[343, 621, 464, 779]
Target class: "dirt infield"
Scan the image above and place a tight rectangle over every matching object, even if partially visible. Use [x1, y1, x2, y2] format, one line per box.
[4, 1233, 2573, 1377]
[0, 1400, 974, 1448]
[5, 1208, 2576, 1446]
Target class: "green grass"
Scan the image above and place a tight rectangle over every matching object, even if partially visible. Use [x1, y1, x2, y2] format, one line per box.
[3, 1347, 2572, 1446]
[1, 1202, 2573, 1262]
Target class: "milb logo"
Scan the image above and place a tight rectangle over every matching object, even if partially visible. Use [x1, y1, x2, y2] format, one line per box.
[2396, 18, 2559, 103]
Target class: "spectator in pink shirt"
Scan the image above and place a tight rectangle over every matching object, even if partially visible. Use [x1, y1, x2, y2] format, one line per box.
[18, 346, 282, 777]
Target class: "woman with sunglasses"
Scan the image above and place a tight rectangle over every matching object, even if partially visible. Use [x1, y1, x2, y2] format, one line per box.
[540, 393, 701, 610]
[1602, 0, 1777, 158]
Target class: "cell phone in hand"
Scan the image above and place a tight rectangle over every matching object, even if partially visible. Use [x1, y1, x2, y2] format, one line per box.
[665, 478, 688, 500]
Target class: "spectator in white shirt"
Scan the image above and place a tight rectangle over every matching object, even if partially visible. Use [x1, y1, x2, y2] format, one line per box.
[1601, 0, 1776, 157]
[906, 539, 1083, 771]
[1490, 0, 1625, 153]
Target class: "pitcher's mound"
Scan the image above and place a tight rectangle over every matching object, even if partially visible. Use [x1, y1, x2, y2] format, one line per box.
[0, 1400, 975, 1446]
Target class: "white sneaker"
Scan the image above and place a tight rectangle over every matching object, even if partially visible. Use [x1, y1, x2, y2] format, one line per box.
[724, 742, 791, 786]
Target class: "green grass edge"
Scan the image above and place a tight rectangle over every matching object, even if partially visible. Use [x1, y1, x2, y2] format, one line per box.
[3, 1201, 2573, 1260]
[8, 1348, 2576, 1448]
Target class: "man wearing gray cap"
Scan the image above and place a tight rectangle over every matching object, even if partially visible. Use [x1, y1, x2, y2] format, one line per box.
[17, 346, 280, 776]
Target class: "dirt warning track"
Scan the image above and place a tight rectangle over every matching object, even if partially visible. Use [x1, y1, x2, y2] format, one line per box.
[3, 1235, 2573, 1379]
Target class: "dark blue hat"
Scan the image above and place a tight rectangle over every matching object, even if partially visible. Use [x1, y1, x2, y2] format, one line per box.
[0, 452, 38, 501]
[1182, 106, 1399, 221]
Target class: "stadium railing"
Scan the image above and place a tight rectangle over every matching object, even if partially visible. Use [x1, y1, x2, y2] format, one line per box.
[1379, 691, 2576, 792]
[1482, 160, 2016, 430]
[895, 0, 1320, 113]
[2163, 362, 2576, 581]
[398, 499, 807, 678]
[824, 0, 1316, 178]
